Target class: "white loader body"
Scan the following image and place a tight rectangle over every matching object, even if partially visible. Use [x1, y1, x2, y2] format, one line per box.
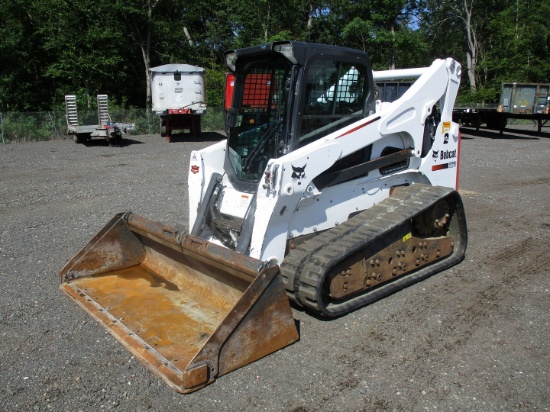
[189, 58, 462, 264]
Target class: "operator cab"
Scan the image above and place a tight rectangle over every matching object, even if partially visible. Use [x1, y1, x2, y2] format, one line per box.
[224, 41, 375, 189]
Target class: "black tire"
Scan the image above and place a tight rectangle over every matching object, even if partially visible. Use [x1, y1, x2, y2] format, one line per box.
[191, 115, 201, 137]
[485, 115, 507, 130]
[108, 135, 122, 146]
[74, 133, 86, 144]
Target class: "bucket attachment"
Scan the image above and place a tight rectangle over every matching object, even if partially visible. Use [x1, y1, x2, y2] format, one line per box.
[60, 212, 299, 393]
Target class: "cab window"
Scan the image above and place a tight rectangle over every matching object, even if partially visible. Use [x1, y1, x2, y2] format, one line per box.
[298, 60, 368, 147]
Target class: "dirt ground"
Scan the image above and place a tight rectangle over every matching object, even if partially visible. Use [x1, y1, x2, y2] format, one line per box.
[1, 125, 548, 411]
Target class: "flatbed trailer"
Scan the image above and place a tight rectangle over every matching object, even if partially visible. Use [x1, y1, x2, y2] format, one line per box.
[65, 94, 134, 145]
[453, 108, 550, 133]
[453, 82, 550, 134]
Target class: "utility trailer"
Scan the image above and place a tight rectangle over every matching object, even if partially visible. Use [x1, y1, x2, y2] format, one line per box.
[150, 64, 207, 141]
[65, 94, 134, 145]
[453, 82, 550, 133]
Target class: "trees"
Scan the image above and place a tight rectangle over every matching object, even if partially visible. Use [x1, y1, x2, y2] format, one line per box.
[418, 0, 485, 90]
[341, 0, 429, 70]
[0, 0, 548, 111]
[0, 0, 54, 111]
[486, 0, 550, 84]
[34, 0, 132, 109]
[419, 0, 549, 101]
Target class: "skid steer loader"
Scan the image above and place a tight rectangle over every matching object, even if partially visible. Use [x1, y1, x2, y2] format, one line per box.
[60, 41, 467, 393]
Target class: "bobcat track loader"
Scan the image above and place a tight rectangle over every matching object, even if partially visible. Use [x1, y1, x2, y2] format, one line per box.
[60, 41, 467, 393]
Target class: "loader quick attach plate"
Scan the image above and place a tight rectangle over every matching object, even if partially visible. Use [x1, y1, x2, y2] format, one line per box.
[60, 212, 299, 393]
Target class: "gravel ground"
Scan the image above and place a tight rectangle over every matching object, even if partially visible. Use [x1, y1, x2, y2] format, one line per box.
[1, 125, 549, 411]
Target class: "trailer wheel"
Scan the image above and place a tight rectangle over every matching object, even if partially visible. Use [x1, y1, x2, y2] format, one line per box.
[108, 130, 123, 146]
[160, 119, 167, 137]
[191, 115, 201, 137]
[74, 133, 86, 144]
[486, 116, 507, 131]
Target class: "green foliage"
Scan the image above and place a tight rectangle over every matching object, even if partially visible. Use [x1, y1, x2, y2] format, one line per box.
[0, 0, 55, 111]
[201, 107, 225, 132]
[0, 112, 66, 142]
[456, 87, 499, 106]
[0, 0, 548, 114]
[205, 69, 228, 108]
[128, 112, 153, 135]
[485, 0, 550, 85]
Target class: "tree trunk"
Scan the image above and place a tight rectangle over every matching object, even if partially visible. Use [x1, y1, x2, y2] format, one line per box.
[462, 0, 477, 90]
[389, 25, 396, 70]
[183, 27, 193, 46]
[264, 5, 270, 42]
[142, 45, 151, 111]
[143, 0, 159, 110]
[307, 3, 314, 28]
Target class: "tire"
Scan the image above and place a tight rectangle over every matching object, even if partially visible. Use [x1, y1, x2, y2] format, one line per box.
[191, 115, 201, 137]
[108, 135, 121, 146]
[74, 133, 86, 144]
[485, 115, 507, 130]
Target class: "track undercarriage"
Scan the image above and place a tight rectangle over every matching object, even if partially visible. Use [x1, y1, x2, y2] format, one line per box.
[281, 184, 468, 317]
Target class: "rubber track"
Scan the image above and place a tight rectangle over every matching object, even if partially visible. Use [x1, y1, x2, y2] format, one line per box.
[280, 184, 468, 318]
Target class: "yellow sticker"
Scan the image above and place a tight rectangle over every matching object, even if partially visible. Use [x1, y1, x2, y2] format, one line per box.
[442, 121, 451, 132]
[403, 232, 412, 242]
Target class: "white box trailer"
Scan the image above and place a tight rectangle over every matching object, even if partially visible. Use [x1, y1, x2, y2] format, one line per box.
[150, 64, 207, 140]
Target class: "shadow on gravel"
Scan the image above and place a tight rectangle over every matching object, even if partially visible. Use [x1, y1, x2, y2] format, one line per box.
[506, 126, 550, 139]
[167, 131, 226, 143]
[82, 138, 144, 147]
[460, 126, 545, 140]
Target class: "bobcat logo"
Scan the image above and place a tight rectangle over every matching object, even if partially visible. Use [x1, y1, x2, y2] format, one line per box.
[432, 150, 439, 158]
[291, 164, 307, 181]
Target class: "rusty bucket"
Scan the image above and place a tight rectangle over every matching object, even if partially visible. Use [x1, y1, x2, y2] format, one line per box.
[60, 212, 299, 393]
